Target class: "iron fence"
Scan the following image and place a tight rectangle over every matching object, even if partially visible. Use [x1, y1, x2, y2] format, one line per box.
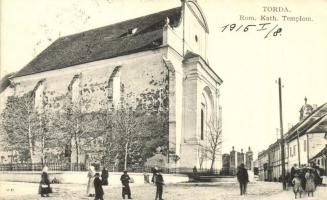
[0, 163, 227, 175]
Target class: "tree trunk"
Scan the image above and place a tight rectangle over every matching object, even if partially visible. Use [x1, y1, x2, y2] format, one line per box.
[210, 150, 216, 173]
[124, 141, 129, 170]
[41, 134, 45, 166]
[27, 117, 35, 170]
[75, 132, 79, 170]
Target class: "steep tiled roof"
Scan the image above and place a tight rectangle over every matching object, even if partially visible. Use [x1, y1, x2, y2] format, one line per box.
[310, 145, 327, 161]
[307, 114, 327, 133]
[12, 7, 182, 78]
[0, 73, 15, 94]
[286, 103, 327, 141]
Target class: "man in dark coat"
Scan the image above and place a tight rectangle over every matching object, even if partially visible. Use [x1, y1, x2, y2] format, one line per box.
[101, 167, 109, 186]
[121, 170, 132, 199]
[94, 173, 104, 200]
[236, 164, 249, 195]
[154, 169, 165, 200]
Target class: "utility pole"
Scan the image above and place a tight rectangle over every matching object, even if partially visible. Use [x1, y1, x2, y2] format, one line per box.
[278, 77, 287, 190]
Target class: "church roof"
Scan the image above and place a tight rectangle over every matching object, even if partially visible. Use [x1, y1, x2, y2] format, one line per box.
[0, 73, 15, 94]
[12, 7, 182, 78]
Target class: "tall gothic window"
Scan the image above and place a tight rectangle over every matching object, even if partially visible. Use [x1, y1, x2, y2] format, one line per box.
[34, 80, 45, 112]
[108, 66, 121, 108]
[68, 75, 80, 105]
[71, 78, 80, 104]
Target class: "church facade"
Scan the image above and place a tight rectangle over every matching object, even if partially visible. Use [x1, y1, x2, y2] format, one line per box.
[1, 1, 223, 169]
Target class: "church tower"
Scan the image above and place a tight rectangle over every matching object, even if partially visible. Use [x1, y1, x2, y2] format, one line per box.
[299, 97, 313, 121]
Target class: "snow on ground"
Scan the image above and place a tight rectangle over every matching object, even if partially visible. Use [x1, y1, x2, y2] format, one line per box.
[0, 181, 326, 200]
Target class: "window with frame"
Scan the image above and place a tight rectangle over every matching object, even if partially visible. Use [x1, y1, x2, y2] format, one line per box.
[290, 147, 292, 157]
[293, 145, 296, 156]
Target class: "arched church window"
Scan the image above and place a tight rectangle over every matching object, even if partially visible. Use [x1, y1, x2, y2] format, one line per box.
[68, 75, 80, 104]
[34, 80, 45, 111]
[71, 78, 80, 103]
[108, 66, 121, 108]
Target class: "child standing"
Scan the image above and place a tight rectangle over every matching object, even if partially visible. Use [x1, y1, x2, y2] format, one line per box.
[305, 170, 315, 197]
[292, 173, 303, 199]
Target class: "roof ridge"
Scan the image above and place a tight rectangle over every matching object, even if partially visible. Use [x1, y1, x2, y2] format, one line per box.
[11, 6, 182, 78]
[56, 6, 181, 42]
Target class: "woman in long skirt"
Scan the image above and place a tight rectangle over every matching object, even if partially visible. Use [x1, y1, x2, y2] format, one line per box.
[38, 166, 52, 197]
[305, 170, 315, 197]
[86, 165, 96, 197]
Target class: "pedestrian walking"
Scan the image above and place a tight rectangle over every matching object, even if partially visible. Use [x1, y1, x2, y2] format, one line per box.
[87, 165, 96, 197]
[121, 170, 132, 199]
[151, 167, 158, 184]
[292, 173, 303, 199]
[305, 170, 315, 197]
[154, 169, 165, 200]
[236, 164, 249, 195]
[94, 173, 104, 200]
[311, 164, 322, 188]
[101, 167, 109, 186]
[193, 166, 199, 180]
[38, 166, 52, 197]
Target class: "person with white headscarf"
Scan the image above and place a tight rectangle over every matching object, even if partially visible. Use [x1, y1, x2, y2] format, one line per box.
[86, 165, 96, 197]
[38, 166, 52, 197]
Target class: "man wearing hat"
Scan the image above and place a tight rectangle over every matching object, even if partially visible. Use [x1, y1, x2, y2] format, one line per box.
[120, 170, 132, 199]
[154, 169, 165, 200]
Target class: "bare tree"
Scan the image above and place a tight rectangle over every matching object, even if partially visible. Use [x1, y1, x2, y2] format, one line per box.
[111, 108, 140, 170]
[202, 118, 222, 173]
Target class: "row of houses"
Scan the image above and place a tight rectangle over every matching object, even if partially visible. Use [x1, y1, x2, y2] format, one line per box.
[257, 98, 327, 181]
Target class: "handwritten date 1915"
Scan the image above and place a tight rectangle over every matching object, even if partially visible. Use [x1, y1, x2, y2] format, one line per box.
[221, 23, 282, 39]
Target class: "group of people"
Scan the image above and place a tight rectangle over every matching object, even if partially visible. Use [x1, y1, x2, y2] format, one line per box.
[37, 165, 164, 199]
[289, 164, 322, 199]
[86, 166, 165, 200]
[86, 166, 109, 200]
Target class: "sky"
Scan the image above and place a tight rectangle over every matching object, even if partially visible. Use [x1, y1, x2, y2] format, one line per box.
[1, 0, 327, 157]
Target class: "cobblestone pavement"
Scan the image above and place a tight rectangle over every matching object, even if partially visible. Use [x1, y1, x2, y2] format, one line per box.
[1, 181, 326, 200]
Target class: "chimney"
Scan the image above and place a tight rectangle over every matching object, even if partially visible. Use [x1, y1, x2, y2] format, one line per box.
[313, 104, 318, 110]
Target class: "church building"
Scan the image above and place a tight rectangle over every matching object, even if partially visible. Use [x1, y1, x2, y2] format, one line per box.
[0, 1, 223, 169]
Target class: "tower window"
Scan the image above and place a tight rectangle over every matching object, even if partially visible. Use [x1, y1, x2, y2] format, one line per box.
[195, 35, 198, 42]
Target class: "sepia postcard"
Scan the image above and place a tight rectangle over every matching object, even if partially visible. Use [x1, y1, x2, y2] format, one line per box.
[0, 0, 327, 199]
